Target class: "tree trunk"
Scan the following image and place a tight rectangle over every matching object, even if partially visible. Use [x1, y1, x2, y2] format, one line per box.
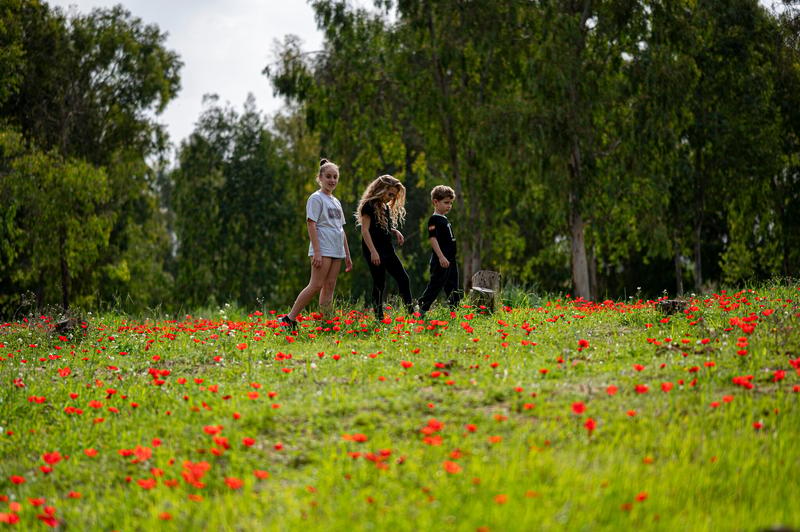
[568, 130, 591, 301]
[673, 244, 684, 296]
[564, 1, 592, 302]
[693, 144, 704, 292]
[588, 243, 598, 301]
[570, 207, 591, 301]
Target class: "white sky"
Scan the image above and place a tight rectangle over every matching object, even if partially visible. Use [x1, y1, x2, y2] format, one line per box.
[48, 0, 326, 150]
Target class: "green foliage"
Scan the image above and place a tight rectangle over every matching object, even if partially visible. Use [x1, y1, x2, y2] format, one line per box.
[266, 0, 800, 302]
[171, 95, 296, 309]
[1, 2, 181, 163]
[2, 0, 800, 312]
[0, 0, 25, 107]
[0, 1, 181, 314]
[0, 127, 111, 311]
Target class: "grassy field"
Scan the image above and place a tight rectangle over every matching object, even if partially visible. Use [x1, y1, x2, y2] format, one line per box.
[1, 283, 798, 531]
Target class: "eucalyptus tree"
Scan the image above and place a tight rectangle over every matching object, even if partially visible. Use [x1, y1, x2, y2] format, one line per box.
[683, 0, 785, 287]
[0, 130, 111, 312]
[518, 0, 650, 300]
[623, 0, 701, 295]
[273, 0, 542, 289]
[0, 0, 24, 108]
[0, 2, 181, 311]
[171, 95, 294, 309]
[771, 0, 800, 277]
[268, 2, 435, 299]
[3, 4, 181, 165]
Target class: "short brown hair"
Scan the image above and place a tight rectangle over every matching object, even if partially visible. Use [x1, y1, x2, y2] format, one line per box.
[431, 185, 455, 202]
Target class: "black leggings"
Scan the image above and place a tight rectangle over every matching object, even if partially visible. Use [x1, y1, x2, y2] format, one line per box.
[364, 251, 413, 318]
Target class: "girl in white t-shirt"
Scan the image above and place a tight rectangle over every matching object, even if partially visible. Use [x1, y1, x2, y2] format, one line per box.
[280, 159, 352, 329]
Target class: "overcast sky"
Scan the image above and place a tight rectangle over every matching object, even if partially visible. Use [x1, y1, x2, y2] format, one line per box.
[48, 0, 327, 150]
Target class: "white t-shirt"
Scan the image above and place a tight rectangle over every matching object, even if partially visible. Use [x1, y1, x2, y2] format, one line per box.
[306, 190, 346, 258]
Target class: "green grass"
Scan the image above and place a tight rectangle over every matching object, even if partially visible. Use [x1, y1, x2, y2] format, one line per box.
[0, 284, 798, 531]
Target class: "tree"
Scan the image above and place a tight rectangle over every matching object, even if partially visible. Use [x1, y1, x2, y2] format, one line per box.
[684, 0, 785, 288]
[766, 0, 800, 278]
[171, 95, 295, 308]
[0, 129, 111, 311]
[0, 2, 181, 312]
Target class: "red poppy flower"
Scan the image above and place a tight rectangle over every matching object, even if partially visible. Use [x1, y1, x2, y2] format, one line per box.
[225, 477, 244, 490]
[443, 461, 462, 474]
[136, 478, 157, 490]
[42, 452, 62, 465]
[0, 513, 20, 524]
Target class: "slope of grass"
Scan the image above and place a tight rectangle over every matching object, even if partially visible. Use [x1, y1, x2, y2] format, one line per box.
[0, 283, 798, 530]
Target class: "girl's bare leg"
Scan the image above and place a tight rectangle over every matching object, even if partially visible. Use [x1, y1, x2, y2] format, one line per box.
[287, 258, 334, 320]
[319, 258, 342, 315]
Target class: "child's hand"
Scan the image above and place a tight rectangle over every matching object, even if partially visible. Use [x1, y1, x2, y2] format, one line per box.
[345, 256, 353, 272]
[393, 230, 405, 246]
[370, 251, 381, 265]
[439, 257, 450, 268]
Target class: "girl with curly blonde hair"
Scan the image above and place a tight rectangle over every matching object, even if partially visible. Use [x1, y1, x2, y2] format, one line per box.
[355, 174, 412, 321]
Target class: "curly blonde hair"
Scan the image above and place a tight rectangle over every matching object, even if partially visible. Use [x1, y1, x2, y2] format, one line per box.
[355, 175, 406, 231]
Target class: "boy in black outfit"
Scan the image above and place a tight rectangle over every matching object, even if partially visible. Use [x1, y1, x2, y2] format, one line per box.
[418, 185, 462, 314]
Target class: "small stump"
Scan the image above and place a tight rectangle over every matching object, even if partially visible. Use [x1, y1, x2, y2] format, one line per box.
[657, 299, 688, 315]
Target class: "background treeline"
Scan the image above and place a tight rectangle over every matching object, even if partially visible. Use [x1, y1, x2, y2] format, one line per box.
[1, 0, 798, 317]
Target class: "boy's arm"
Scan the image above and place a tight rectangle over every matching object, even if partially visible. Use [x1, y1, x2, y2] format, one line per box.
[429, 236, 450, 268]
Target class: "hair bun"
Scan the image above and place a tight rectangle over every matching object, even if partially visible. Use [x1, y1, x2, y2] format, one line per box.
[319, 158, 329, 167]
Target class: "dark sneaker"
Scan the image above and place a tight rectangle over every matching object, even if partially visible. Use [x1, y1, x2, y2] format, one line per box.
[279, 315, 297, 330]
